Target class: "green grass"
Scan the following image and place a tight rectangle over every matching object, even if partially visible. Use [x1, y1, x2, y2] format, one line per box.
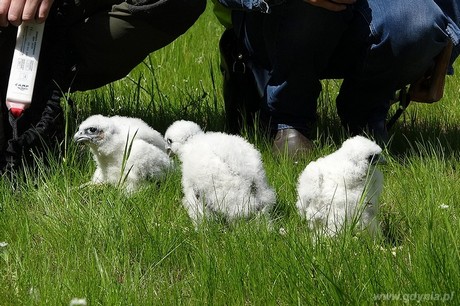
[1, 4, 460, 305]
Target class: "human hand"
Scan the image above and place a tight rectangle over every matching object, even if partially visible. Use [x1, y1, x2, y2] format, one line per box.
[0, 0, 54, 27]
[304, 0, 356, 12]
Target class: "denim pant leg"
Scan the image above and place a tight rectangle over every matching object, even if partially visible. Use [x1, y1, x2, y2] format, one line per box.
[242, 1, 353, 133]
[336, 0, 451, 135]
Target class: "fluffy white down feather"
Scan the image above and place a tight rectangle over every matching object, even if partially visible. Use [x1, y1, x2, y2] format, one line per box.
[74, 114, 172, 193]
[296, 135, 384, 236]
[164, 120, 276, 226]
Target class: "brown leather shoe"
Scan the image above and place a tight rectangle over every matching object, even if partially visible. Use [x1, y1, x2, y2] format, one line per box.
[272, 128, 314, 157]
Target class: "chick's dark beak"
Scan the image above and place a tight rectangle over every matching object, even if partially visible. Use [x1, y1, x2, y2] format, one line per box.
[166, 146, 174, 157]
[368, 154, 386, 165]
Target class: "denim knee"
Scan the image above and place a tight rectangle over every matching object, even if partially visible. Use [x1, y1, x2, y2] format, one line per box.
[381, 6, 447, 58]
[360, 0, 450, 83]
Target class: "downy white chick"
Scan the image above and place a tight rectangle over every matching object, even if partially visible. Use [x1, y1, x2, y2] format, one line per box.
[74, 114, 172, 194]
[164, 120, 276, 227]
[296, 135, 384, 236]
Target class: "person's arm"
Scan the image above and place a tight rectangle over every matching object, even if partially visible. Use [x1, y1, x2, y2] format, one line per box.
[304, 0, 356, 12]
[0, 0, 54, 27]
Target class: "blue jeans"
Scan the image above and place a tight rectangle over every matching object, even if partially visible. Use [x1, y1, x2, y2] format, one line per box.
[236, 0, 459, 137]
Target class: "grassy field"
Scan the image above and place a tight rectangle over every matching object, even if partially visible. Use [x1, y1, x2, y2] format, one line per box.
[1, 4, 460, 305]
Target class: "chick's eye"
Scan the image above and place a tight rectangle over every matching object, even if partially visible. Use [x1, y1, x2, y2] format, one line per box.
[167, 138, 172, 145]
[86, 127, 98, 134]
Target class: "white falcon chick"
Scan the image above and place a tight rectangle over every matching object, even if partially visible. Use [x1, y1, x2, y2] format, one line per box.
[74, 114, 172, 194]
[296, 135, 384, 236]
[164, 120, 276, 226]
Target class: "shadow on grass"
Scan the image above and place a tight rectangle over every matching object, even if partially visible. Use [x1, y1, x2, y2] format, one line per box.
[389, 120, 460, 156]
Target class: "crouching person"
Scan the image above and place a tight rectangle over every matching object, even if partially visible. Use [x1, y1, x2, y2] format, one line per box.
[0, 0, 206, 172]
[215, 0, 460, 157]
